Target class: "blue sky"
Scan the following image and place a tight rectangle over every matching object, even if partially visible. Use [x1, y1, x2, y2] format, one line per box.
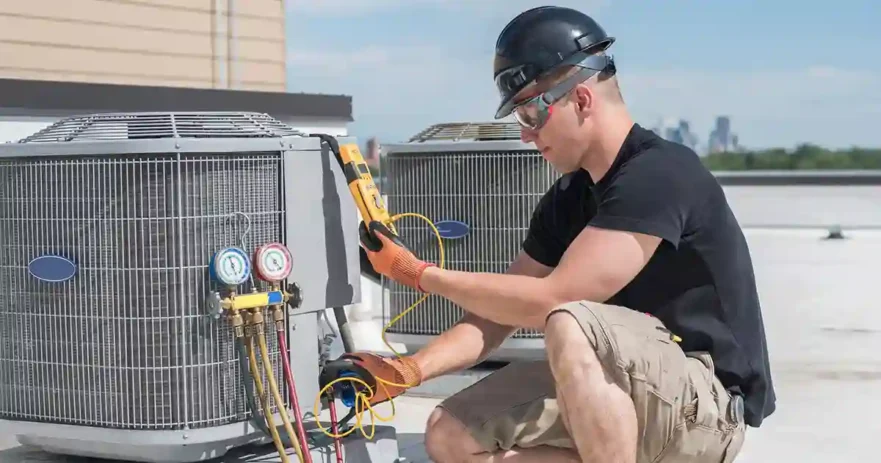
[286, 0, 880, 150]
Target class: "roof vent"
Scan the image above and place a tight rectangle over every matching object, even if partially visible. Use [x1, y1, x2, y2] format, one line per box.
[824, 225, 846, 240]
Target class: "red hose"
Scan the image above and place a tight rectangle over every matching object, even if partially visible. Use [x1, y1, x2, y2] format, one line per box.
[326, 391, 345, 463]
[276, 331, 314, 463]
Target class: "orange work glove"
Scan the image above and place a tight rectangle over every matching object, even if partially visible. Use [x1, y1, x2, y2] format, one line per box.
[359, 220, 435, 292]
[320, 352, 423, 407]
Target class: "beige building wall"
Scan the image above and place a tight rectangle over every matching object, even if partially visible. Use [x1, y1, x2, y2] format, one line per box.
[0, 0, 286, 92]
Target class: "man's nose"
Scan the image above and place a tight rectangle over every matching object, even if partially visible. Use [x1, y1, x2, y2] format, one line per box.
[520, 127, 537, 143]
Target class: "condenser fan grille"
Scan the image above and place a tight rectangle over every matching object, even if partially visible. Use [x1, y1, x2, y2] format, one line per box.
[17, 112, 304, 143]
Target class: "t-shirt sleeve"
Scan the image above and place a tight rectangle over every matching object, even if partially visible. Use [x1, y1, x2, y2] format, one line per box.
[588, 150, 693, 248]
[522, 187, 568, 267]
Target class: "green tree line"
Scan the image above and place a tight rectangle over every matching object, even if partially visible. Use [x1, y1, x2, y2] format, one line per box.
[702, 144, 881, 170]
[369, 144, 881, 174]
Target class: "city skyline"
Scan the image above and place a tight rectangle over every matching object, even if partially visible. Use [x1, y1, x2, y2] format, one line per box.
[652, 115, 741, 156]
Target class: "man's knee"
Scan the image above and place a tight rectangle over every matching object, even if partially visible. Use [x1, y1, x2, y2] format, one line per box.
[544, 302, 603, 378]
[424, 407, 483, 460]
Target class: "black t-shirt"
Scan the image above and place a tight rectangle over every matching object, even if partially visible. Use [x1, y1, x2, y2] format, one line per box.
[522, 124, 775, 427]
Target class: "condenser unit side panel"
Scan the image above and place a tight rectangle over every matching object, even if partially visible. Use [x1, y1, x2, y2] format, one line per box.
[382, 140, 534, 155]
[0, 136, 312, 158]
[10, 417, 280, 462]
[379, 145, 555, 342]
[282, 137, 361, 313]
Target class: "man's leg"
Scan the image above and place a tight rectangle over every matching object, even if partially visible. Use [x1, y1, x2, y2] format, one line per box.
[425, 408, 580, 462]
[424, 360, 580, 462]
[543, 301, 748, 463]
[544, 308, 638, 462]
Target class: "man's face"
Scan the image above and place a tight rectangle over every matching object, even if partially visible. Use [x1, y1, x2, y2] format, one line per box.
[513, 83, 590, 174]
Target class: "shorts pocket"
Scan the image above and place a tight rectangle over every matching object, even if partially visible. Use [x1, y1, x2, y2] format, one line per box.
[653, 356, 743, 463]
[604, 321, 687, 462]
[653, 422, 729, 463]
[721, 427, 746, 463]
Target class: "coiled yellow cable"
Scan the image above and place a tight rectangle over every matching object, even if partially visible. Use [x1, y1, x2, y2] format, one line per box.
[314, 212, 445, 440]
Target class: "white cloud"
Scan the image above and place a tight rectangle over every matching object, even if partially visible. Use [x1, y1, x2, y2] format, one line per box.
[287, 0, 881, 150]
[290, 40, 881, 148]
[289, 43, 494, 141]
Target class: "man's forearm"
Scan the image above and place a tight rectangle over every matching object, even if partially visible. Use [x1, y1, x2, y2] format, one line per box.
[419, 266, 562, 330]
[410, 314, 516, 382]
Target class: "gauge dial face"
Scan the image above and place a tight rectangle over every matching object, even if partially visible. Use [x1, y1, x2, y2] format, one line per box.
[210, 247, 251, 286]
[253, 243, 293, 282]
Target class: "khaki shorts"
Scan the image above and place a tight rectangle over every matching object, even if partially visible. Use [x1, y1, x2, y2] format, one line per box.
[438, 301, 747, 463]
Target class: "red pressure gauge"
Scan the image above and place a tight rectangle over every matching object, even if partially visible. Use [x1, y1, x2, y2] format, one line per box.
[252, 242, 293, 283]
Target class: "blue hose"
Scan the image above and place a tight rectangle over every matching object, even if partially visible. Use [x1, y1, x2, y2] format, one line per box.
[336, 371, 362, 408]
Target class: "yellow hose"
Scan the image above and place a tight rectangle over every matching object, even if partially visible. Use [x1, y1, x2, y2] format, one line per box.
[314, 212, 445, 440]
[243, 319, 292, 463]
[252, 310, 306, 463]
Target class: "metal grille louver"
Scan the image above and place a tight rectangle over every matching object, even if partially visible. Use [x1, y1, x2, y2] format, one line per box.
[16, 111, 303, 143]
[408, 121, 523, 143]
[382, 122, 560, 339]
[0, 112, 291, 431]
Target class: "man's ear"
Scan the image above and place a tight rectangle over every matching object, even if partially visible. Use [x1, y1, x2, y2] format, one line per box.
[573, 84, 593, 113]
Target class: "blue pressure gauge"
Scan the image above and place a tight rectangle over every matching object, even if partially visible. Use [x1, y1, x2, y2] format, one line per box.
[209, 247, 251, 286]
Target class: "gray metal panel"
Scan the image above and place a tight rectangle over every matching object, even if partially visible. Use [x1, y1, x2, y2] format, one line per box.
[382, 140, 535, 155]
[9, 395, 389, 463]
[0, 136, 310, 157]
[0, 77, 353, 121]
[283, 137, 361, 313]
[286, 312, 321, 424]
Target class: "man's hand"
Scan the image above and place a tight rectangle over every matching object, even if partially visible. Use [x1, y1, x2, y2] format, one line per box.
[319, 352, 423, 406]
[359, 221, 435, 291]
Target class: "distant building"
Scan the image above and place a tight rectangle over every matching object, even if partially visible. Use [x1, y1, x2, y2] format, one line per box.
[0, 0, 287, 91]
[0, 0, 353, 141]
[708, 116, 740, 153]
[365, 137, 380, 167]
[651, 117, 701, 155]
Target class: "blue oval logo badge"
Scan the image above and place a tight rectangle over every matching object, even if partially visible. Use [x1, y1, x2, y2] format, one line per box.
[28, 255, 78, 283]
[435, 220, 470, 240]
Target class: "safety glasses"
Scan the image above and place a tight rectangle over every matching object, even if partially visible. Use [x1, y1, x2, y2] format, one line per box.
[510, 54, 614, 130]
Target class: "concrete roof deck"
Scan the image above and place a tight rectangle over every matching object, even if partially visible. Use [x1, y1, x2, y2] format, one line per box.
[2, 223, 880, 463]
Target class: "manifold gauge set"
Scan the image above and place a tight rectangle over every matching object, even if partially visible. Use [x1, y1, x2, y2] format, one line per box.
[208, 242, 294, 286]
[205, 241, 302, 318]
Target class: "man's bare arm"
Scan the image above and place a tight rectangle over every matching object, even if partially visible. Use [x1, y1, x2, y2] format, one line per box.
[418, 226, 662, 329]
[409, 251, 553, 382]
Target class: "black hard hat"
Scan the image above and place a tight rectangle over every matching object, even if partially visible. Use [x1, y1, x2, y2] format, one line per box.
[493, 6, 615, 119]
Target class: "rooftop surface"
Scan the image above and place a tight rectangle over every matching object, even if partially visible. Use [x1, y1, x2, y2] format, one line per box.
[2, 221, 880, 462]
[2, 341, 878, 463]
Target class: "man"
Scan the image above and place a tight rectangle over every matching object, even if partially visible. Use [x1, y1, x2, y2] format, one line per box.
[324, 6, 776, 463]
